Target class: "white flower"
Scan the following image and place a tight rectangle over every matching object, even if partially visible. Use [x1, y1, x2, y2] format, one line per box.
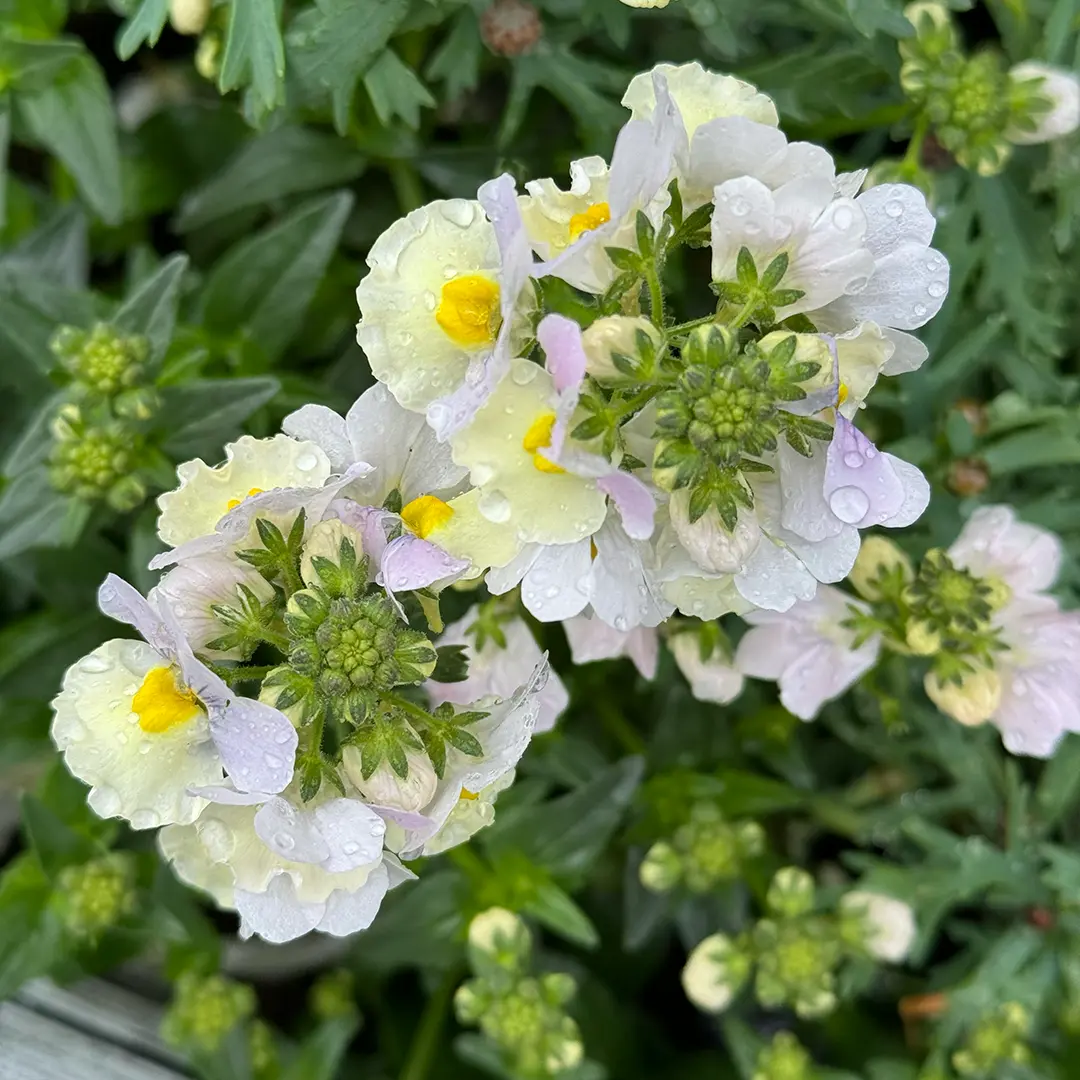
[467, 905, 528, 953]
[841, 890, 917, 963]
[580, 315, 663, 384]
[342, 741, 439, 814]
[735, 584, 881, 719]
[670, 634, 744, 705]
[427, 614, 568, 733]
[449, 358, 608, 546]
[486, 510, 673, 630]
[157, 434, 331, 549]
[158, 793, 409, 943]
[924, 666, 1002, 728]
[284, 384, 520, 574]
[1008, 62, 1080, 145]
[356, 177, 535, 440]
[681, 933, 745, 1014]
[423, 773, 515, 856]
[620, 0, 674, 7]
[947, 504, 1062, 600]
[150, 553, 275, 659]
[51, 576, 297, 829]
[563, 613, 659, 678]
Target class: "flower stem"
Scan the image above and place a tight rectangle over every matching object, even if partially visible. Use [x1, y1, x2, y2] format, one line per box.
[901, 113, 930, 176]
[398, 967, 461, 1080]
[386, 692, 436, 727]
[644, 259, 665, 325]
[666, 313, 719, 336]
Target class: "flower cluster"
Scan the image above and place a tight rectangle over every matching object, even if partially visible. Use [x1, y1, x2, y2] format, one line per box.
[681, 867, 916, 1019]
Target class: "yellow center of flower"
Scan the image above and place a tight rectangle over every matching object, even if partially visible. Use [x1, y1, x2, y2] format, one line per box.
[132, 667, 201, 735]
[521, 412, 567, 474]
[401, 494, 455, 538]
[226, 487, 264, 511]
[435, 274, 501, 347]
[837, 383, 849, 406]
[460, 788, 479, 801]
[568, 201, 611, 242]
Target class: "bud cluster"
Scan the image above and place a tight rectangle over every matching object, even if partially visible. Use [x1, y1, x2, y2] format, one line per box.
[162, 972, 257, 1054]
[455, 909, 589, 1080]
[53, 853, 137, 940]
[951, 1001, 1032, 1076]
[47, 322, 160, 510]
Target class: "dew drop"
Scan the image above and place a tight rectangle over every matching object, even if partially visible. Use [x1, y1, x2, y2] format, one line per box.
[138, 742, 151, 755]
[843, 451, 864, 469]
[613, 615, 629, 631]
[511, 363, 539, 386]
[371, 821, 386, 837]
[927, 280, 947, 299]
[91, 785, 121, 817]
[79, 654, 113, 675]
[116, 732, 129, 746]
[478, 489, 512, 523]
[273, 830, 296, 852]
[544, 585, 559, 599]
[828, 485, 871, 524]
[729, 196, 750, 217]
[423, 290, 437, 311]
[832, 205, 854, 230]
[439, 201, 477, 229]
[274, 730, 293, 745]
[1012, 677, 1028, 697]
[342, 841, 359, 855]
[884, 199, 904, 218]
[471, 463, 496, 486]
[98, 584, 117, 605]
[846, 275, 869, 293]
[199, 819, 234, 860]
[264, 753, 283, 770]
[912, 302, 928, 318]
[296, 452, 320, 471]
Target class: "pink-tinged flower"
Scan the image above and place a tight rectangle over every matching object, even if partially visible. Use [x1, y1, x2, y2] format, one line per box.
[734, 585, 880, 719]
[563, 613, 659, 679]
[669, 633, 744, 705]
[427, 614, 568, 734]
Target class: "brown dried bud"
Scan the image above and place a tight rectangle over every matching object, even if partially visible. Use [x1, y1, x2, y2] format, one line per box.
[920, 131, 956, 172]
[953, 398, 988, 435]
[481, 0, 543, 57]
[947, 458, 990, 497]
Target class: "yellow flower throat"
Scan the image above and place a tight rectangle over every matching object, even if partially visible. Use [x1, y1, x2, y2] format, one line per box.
[568, 202, 611, 242]
[132, 667, 202, 734]
[522, 412, 566, 475]
[436, 275, 500, 347]
[401, 494, 455, 538]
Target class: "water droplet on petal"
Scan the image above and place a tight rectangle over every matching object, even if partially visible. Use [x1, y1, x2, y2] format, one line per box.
[264, 753, 283, 770]
[832, 205, 854, 230]
[843, 451, 864, 469]
[439, 201, 478, 229]
[912, 302, 928, 318]
[478, 489, 512, 523]
[131, 809, 160, 830]
[729, 196, 750, 217]
[273, 830, 296, 852]
[342, 841, 359, 855]
[79, 654, 113, 675]
[885, 199, 904, 218]
[296, 452, 320, 472]
[199, 819, 234, 860]
[371, 821, 386, 837]
[511, 363, 539, 386]
[91, 785, 121, 817]
[828, 485, 871, 525]
[423, 291, 436, 311]
[928, 280, 947, 299]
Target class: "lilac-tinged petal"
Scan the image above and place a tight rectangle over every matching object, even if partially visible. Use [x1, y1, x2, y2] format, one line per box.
[254, 797, 332, 865]
[379, 534, 469, 594]
[538, 313, 588, 394]
[823, 417, 906, 529]
[425, 354, 507, 443]
[734, 539, 817, 611]
[608, 70, 679, 218]
[781, 334, 840, 417]
[331, 501, 394, 566]
[210, 698, 297, 795]
[367, 804, 433, 831]
[879, 455, 930, 529]
[236, 875, 322, 944]
[282, 404, 354, 473]
[318, 864, 391, 937]
[188, 783, 268, 806]
[486, 544, 541, 596]
[480, 173, 533, 318]
[97, 574, 174, 656]
[312, 799, 388, 873]
[597, 471, 656, 540]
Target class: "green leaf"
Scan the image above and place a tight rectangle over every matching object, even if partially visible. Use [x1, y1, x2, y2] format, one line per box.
[200, 192, 353, 364]
[218, 0, 286, 115]
[487, 757, 644, 885]
[0, 0, 67, 36]
[287, 0, 410, 134]
[0, 471, 91, 560]
[523, 880, 600, 949]
[431, 644, 470, 683]
[177, 126, 367, 232]
[159, 376, 281, 459]
[722, 1018, 765, 1080]
[0, 99, 8, 232]
[0, 205, 89, 288]
[113, 253, 188, 365]
[0, 854, 63, 1001]
[115, 0, 171, 61]
[425, 8, 482, 101]
[0, 37, 81, 93]
[20, 794, 99, 880]
[364, 49, 436, 130]
[2, 393, 62, 476]
[283, 1015, 361, 1080]
[18, 53, 122, 225]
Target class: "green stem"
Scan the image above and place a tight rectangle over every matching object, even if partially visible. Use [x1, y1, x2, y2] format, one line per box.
[258, 627, 291, 653]
[644, 259, 664, 326]
[614, 384, 660, 420]
[388, 159, 425, 215]
[386, 692, 436, 727]
[595, 698, 647, 756]
[398, 968, 461, 1080]
[227, 664, 277, 684]
[901, 112, 930, 176]
[666, 313, 719, 336]
[726, 296, 758, 331]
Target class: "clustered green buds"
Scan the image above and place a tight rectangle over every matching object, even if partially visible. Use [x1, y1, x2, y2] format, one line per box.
[53, 853, 136, 940]
[640, 801, 765, 893]
[162, 972, 257, 1054]
[682, 868, 910, 1020]
[455, 909, 588, 1079]
[952, 1002, 1032, 1076]
[899, 0, 1068, 175]
[46, 322, 160, 510]
[654, 320, 832, 531]
[753, 1031, 814, 1080]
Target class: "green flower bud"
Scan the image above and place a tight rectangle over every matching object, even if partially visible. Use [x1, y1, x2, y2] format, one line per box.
[162, 973, 256, 1054]
[952, 1002, 1032, 1077]
[580, 315, 663, 384]
[850, 535, 914, 601]
[753, 1031, 812, 1080]
[766, 867, 815, 919]
[48, 419, 140, 502]
[248, 1018, 278, 1080]
[309, 969, 357, 1021]
[925, 666, 1001, 727]
[106, 474, 149, 513]
[169, 0, 211, 36]
[905, 619, 941, 656]
[681, 933, 752, 1014]
[640, 840, 683, 892]
[468, 907, 531, 971]
[114, 386, 162, 421]
[54, 853, 136, 939]
[52, 322, 149, 397]
[540, 972, 577, 1009]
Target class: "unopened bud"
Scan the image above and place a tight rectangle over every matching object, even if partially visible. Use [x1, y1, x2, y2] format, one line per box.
[640, 840, 682, 892]
[925, 667, 1001, 726]
[55, 853, 136, 939]
[767, 866, 815, 919]
[753, 1031, 812, 1080]
[947, 458, 990, 497]
[1007, 62, 1080, 145]
[114, 386, 162, 421]
[580, 316, 662, 384]
[162, 973, 256, 1054]
[904, 619, 941, 656]
[300, 518, 365, 589]
[342, 742, 437, 813]
[480, 0, 543, 57]
[169, 0, 211, 36]
[467, 907, 531, 966]
[840, 890, 917, 963]
[681, 933, 750, 1014]
[195, 33, 221, 81]
[309, 970, 357, 1021]
[850, 535, 913, 600]
[106, 474, 149, 513]
[669, 489, 760, 573]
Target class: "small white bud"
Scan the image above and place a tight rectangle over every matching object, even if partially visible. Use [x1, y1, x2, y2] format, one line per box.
[169, 0, 211, 35]
[841, 890, 917, 963]
[681, 933, 744, 1014]
[467, 907, 527, 954]
[669, 489, 761, 575]
[1008, 62, 1080, 145]
[300, 518, 365, 587]
[342, 743, 437, 813]
[925, 667, 1001, 727]
[670, 633, 744, 705]
[580, 316, 662, 384]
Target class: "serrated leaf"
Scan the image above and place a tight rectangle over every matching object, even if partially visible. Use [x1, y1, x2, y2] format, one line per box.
[523, 880, 600, 949]
[115, 0, 170, 60]
[218, 0, 285, 115]
[364, 49, 436, 130]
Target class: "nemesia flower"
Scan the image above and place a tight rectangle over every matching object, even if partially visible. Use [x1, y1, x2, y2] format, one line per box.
[51, 575, 297, 828]
[563, 613, 659, 679]
[669, 632, 744, 705]
[156, 434, 332, 548]
[1007, 62, 1080, 145]
[735, 584, 881, 719]
[927, 506, 1080, 757]
[427, 613, 569, 733]
[356, 175, 534, 439]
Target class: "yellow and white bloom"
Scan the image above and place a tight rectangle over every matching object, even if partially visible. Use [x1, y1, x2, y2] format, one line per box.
[450, 358, 608, 546]
[422, 773, 515, 856]
[157, 434, 331, 548]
